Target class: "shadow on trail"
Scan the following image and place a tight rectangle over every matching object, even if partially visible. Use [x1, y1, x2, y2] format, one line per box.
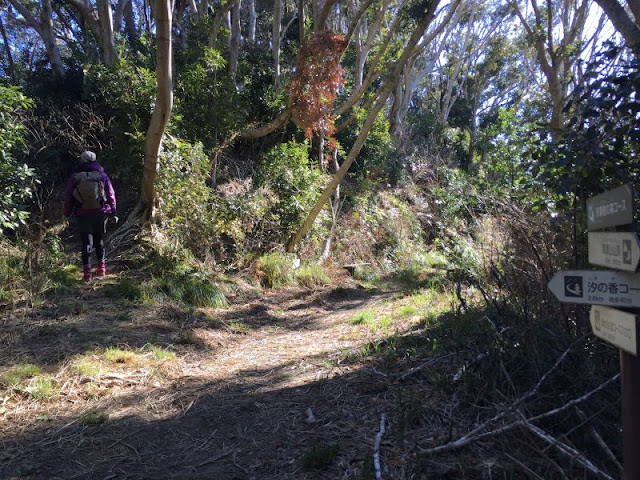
[1, 332, 432, 480]
[0, 282, 393, 371]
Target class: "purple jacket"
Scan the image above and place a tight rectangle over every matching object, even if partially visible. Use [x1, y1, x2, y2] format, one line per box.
[63, 161, 117, 217]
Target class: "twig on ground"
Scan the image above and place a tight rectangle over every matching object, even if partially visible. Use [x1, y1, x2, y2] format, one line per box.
[527, 374, 619, 424]
[374, 413, 386, 480]
[418, 351, 615, 457]
[523, 421, 615, 480]
[503, 452, 545, 480]
[192, 450, 232, 469]
[575, 407, 623, 474]
[105, 429, 142, 450]
[400, 353, 454, 381]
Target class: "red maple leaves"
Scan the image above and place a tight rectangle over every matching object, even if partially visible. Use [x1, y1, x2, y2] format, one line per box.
[289, 31, 346, 147]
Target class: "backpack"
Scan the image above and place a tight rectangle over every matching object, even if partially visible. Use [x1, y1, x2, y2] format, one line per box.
[73, 171, 106, 210]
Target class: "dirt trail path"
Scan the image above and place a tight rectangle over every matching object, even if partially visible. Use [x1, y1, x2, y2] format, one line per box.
[1, 275, 432, 480]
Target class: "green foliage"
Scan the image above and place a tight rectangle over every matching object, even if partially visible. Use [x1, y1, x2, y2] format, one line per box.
[294, 264, 331, 287]
[532, 45, 640, 210]
[80, 409, 109, 425]
[84, 61, 156, 157]
[256, 140, 324, 242]
[0, 86, 36, 230]
[156, 137, 213, 241]
[337, 108, 395, 178]
[1, 363, 41, 388]
[103, 278, 143, 301]
[174, 48, 239, 148]
[479, 107, 537, 193]
[145, 272, 228, 308]
[255, 252, 297, 288]
[0, 233, 73, 306]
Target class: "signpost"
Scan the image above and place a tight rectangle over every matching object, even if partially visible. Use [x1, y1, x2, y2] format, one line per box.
[548, 183, 638, 479]
[587, 183, 634, 231]
[548, 270, 640, 307]
[590, 305, 638, 355]
[587, 232, 640, 271]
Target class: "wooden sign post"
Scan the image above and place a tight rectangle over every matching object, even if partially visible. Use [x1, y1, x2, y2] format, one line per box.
[549, 184, 639, 479]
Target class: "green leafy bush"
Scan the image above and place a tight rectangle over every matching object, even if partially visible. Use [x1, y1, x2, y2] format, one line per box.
[256, 140, 324, 243]
[256, 252, 297, 288]
[155, 136, 220, 255]
[84, 61, 156, 157]
[0, 86, 36, 230]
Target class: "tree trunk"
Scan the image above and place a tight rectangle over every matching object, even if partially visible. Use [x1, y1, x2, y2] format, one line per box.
[7, 0, 65, 78]
[286, 0, 445, 252]
[298, 0, 305, 41]
[0, 16, 16, 83]
[97, 0, 119, 64]
[209, 2, 233, 48]
[594, 0, 640, 51]
[123, 0, 139, 49]
[229, 0, 241, 82]
[137, 0, 173, 216]
[248, 0, 256, 41]
[273, 0, 282, 90]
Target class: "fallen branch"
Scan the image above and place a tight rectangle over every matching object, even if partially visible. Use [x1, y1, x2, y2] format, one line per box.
[374, 413, 386, 480]
[418, 348, 616, 458]
[576, 407, 623, 474]
[400, 353, 454, 381]
[523, 421, 615, 480]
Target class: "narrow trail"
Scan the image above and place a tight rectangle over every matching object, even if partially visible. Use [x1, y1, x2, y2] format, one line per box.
[1, 269, 432, 480]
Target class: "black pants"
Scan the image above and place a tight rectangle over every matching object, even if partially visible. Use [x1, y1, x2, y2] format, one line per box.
[77, 214, 107, 266]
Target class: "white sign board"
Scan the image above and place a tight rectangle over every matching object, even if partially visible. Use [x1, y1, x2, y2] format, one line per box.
[590, 305, 638, 355]
[548, 270, 640, 307]
[588, 232, 640, 272]
[587, 184, 634, 231]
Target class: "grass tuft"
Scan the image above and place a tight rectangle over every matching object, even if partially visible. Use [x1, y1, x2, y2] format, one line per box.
[104, 347, 136, 364]
[295, 264, 331, 288]
[103, 278, 143, 300]
[80, 409, 109, 425]
[256, 252, 296, 288]
[1, 363, 41, 388]
[24, 377, 56, 401]
[145, 272, 228, 308]
[145, 344, 176, 361]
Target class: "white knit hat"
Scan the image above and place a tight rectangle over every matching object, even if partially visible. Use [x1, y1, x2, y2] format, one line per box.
[80, 151, 96, 163]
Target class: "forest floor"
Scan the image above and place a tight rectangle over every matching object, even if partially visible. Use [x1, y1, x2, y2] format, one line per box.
[0, 253, 467, 480]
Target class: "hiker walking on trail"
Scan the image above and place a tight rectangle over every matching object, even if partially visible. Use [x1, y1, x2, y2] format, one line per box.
[63, 150, 118, 283]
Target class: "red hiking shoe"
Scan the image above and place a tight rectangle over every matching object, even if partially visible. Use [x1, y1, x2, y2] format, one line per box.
[96, 262, 106, 278]
[83, 265, 92, 283]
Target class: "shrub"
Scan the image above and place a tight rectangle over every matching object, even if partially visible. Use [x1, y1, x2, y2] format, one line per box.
[256, 140, 325, 243]
[145, 272, 228, 308]
[0, 86, 36, 231]
[255, 252, 297, 288]
[295, 264, 331, 288]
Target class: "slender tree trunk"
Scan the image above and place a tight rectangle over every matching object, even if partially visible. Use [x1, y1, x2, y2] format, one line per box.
[7, 0, 65, 78]
[286, 0, 444, 252]
[248, 0, 256, 41]
[273, 0, 282, 90]
[123, 0, 139, 48]
[298, 0, 305, 41]
[0, 15, 16, 83]
[229, 0, 241, 81]
[97, 0, 119, 64]
[137, 0, 173, 216]
[209, 2, 232, 48]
